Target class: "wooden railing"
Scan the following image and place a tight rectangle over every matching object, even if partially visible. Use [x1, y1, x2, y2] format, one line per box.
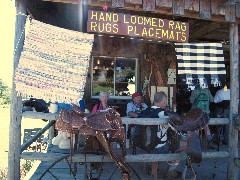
[19, 111, 231, 180]
[20, 111, 230, 161]
[21, 111, 230, 125]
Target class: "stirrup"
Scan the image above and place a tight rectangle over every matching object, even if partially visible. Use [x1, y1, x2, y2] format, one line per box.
[182, 165, 197, 180]
[167, 160, 180, 166]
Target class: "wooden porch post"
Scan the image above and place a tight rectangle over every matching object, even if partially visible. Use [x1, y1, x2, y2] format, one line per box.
[79, 0, 88, 33]
[8, 0, 27, 179]
[228, 22, 239, 180]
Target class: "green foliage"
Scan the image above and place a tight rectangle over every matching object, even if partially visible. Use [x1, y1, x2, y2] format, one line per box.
[22, 160, 33, 172]
[97, 78, 114, 87]
[93, 85, 114, 95]
[116, 67, 135, 81]
[0, 167, 7, 180]
[0, 79, 11, 106]
[20, 159, 35, 179]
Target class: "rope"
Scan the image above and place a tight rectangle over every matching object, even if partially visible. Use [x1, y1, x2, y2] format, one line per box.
[16, 12, 28, 17]
[13, 13, 31, 57]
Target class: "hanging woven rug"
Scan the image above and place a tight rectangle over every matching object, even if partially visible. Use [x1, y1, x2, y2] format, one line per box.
[14, 19, 94, 103]
[175, 43, 226, 89]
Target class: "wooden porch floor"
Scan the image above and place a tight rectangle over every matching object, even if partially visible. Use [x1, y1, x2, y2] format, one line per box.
[24, 144, 239, 180]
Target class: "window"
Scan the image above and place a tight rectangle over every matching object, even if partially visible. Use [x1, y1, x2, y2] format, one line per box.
[91, 56, 137, 98]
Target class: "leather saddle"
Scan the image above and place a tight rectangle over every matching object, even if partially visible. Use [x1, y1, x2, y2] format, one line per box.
[168, 108, 209, 132]
[167, 108, 209, 163]
[54, 104, 132, 179]
[55, 104, 119, 135]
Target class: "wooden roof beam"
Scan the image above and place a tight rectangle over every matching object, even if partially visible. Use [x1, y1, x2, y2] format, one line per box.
[189, 22, 226, 41]
[40, 0, 239, 23]
[42, 0, 78, 4]
[221, 0, 240, 6]
[229, 0, 240, 4]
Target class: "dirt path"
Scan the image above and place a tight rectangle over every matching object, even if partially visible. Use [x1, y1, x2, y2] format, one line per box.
[0, 108, 10, 168]
[0, 107, 48, 168]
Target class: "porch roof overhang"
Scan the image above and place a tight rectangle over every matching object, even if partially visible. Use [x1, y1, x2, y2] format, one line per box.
[29, 0, 240, 45]
[41, 0, 240, 23]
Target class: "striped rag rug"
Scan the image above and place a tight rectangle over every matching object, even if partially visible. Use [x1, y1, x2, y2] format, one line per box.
[175, 43, 226, 88]
[14, 19, 94, 104]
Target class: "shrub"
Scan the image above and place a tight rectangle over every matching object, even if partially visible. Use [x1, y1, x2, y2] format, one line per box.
[0, 80, 11, 106]
[0, 167, 7, 180]
[20, 159, 34, 178]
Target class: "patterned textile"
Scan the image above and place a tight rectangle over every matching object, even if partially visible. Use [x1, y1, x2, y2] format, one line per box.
[14, 20, 94, 103]
[175, 43, 226, 88]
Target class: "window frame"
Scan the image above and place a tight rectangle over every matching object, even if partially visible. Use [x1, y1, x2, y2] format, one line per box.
[91, 56, 139, 99]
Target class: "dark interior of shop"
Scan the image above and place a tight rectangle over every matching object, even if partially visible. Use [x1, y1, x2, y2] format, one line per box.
[27, 0, 234, 116]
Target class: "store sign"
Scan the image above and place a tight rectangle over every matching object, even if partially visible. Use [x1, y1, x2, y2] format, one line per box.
[87, 10, 189, 42]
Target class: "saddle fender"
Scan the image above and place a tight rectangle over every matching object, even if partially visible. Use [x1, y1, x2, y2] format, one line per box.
[167, 108, 209, 164]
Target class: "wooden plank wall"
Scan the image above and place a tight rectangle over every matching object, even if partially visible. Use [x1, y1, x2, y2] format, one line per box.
[156, 0, 172, 8]
[85, 36, 141, 114]
[45, 0, 240, 23]
[100, 0, 239, 23]
[225, 4, 236, 22]
[199, 0, 211, 19]
[173, 0, 185, 15]
[112, 0, 124, 7]
[141, 43, 176, 104]
[143, 0, 155, 11]
[185, 0, 199, 11]
[237, 4, 240, 18]
[86, 35, 176, 106]
[211, 0, 225, 15]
